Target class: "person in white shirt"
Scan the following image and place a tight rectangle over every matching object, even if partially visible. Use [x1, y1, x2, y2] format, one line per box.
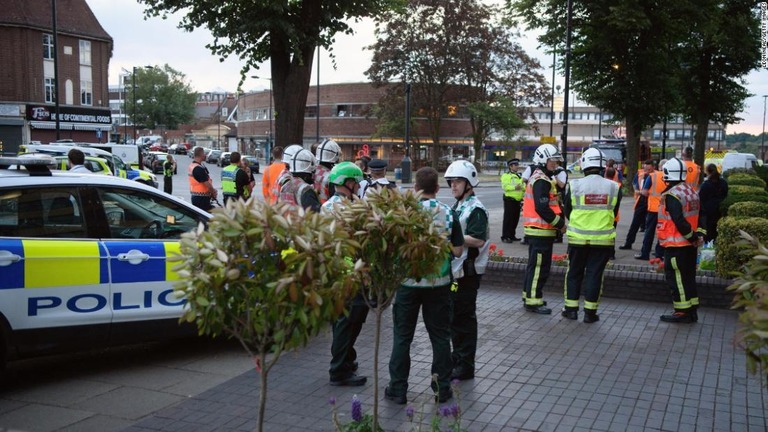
[67, 149, 91, 173]
[362, 159, 400, 199]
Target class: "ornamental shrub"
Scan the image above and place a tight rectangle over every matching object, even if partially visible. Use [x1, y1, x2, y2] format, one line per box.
[727, 201, 768, 219]
[715, 216, 768, 276]
[727, 173, 767, 189]
[720, 191, 768, 216]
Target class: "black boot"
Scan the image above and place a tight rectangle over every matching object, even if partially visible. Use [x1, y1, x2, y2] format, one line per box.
[660, 311, 694, 323]
[561, 308, 578, 320]
[583, 309, 599, 324]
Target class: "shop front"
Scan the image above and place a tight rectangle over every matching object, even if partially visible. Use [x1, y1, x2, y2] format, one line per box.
[27, 105, 112, 144]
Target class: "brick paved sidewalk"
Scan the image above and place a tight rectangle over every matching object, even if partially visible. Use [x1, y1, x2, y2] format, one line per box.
[125, 285, 767, 432]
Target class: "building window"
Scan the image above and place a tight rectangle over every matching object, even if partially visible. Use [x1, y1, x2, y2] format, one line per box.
[305, 106, 317, 118]
[45, 78, 56, 103]
[80, 80, 92, 105]
[336, 105, 348, 117]
[79, 40, 91, 65]
[43, 34, 54, 60]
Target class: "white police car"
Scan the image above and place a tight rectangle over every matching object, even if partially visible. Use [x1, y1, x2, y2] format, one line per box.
[0, 156, 210, 369]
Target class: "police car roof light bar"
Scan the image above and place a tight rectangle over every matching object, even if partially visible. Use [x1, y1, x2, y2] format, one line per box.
[0, 156, 54, 176]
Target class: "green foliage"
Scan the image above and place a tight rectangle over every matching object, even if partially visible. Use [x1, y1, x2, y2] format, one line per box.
[172, 198, 362, 431]
[727, 230, 768, 385]
[139, 0, 403, 146]
[125, 64, 196, 130]
[727, 173, 767, 189]
[329, 187, 452, 428]
[723, 167, 757, 179]
[720, 185, 768, 215]
[754, 165, 768, 187]
[728, 201, 768, 219]
[715, 217, 768, 276]
[367, 0, 547, 168]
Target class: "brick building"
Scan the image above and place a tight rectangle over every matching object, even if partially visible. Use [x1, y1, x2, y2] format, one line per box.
[237, 82, 475, 165]
[0, 0, 112, 154]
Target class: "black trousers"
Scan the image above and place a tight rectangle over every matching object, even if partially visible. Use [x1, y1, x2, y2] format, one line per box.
[450, 274, 480, 373]
[523, 236, 554, 306]
[639, 212, 658, 259]
[564, 245, 612, 312]
[664, 246, 699, 311]
[623, 205, 647, 246]
[329, 295, 369, 380]
[388, 285, 452, 397]
[163, 176, 172, 194]
[502, 198, 521, 239]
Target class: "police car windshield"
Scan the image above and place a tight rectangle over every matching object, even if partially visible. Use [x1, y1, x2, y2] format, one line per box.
[103, 190, 188, 222]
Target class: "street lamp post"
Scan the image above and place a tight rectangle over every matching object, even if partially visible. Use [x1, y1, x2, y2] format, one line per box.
[762, 95, 767, 161]
[132, 66, 137, 145]
[252, 76, 273, 163]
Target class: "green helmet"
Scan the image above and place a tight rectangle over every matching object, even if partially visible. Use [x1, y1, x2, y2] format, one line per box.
[329, 161, 364, 185]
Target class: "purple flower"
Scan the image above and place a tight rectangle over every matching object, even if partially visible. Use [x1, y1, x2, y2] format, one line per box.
[439, 406, 452, 417]
[351, 395, 362, 422]
[406, 405, 415, 420]
[450, 403, 460, 418]
[328, 396, 336, 406]
[451, 378, 460, 387]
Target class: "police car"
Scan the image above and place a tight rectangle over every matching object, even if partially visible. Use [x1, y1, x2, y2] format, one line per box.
[0, 156, 210, 369]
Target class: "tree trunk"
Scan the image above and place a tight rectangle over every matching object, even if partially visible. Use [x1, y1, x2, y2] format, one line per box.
[624, 113, 641, 189]
[270, 38, 317, 148]
[257, 353, 268, 432]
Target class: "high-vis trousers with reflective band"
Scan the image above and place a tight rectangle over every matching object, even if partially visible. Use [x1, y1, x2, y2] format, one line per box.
[523, 236, 554, 306]
[450, 274, 480, 373]
[664, 245, 699, 311]
[563, 245, 612, 311]
[329, 294, 369, 380]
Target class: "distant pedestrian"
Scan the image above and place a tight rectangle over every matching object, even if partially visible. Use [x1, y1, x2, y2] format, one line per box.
[262, 146, 285, 204]
[385, 167, 464, 405]
[314, 138, 342, 203]
[445, 160, 489, 381]
[562, 148, 621, 323]
[657, 158, 704, 323]
[521, 144, 566, 315]
[635, 160, 666, 261]
[500, 159, 524, 243]
[189, 146, 217, 211]
[67, 149, 90, 173]
[698, 163, 728, 243]
[619, 160, 653, 250]
[682, 147, 702, 189]
[163, 154, 175, 194]
[221, 152, 250, 204]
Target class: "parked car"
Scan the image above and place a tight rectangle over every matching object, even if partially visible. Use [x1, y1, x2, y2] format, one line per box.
[242, 155, 260, 174]
[207, 150, 222, 164]
[149, 143, 169, 152]
[144, 151, 176, 175]
[219, 152, 232, 167]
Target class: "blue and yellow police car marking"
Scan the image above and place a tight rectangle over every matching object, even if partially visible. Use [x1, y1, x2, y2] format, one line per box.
[106, 242, 169, 284]
[164, 242, 181, 281]
[0, 239, 25, 290]
[24, 240, 104, 289]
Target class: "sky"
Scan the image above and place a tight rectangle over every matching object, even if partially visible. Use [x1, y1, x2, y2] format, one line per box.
[89, 0, 767, 135]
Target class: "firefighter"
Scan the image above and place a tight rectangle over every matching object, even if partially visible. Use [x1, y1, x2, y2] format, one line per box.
[500, 159, 524, 243]
[657, 158, 705, 323]
[277, 148, 320, 212]
[562, 148, 622, 323]
[314, 138, 342, 203]
[521, 143, 566, 314]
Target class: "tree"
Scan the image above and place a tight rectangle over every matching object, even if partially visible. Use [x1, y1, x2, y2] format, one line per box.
[675, 0, 760, 166]
[140, 0, 404, 147]
[511, 0, 681, 183]
[174, 199, 363, 432]
[367, 0, 547, 169]
[125, 65, 196, 130]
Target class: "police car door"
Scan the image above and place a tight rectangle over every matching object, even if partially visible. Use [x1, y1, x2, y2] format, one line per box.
[0, 187, 111, 355]
[95, 186, 201, 340]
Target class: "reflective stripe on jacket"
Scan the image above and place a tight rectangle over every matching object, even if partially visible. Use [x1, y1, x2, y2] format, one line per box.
[279, 176, 311, 208]
[522, 169, 561, 237]
[566, 175, 619, 246]
[451, 195, 490, 279]
[657, 183, 700, 248]
[221, 165, 240, 196]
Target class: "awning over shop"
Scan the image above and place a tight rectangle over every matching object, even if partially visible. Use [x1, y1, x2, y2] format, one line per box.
[30, 121, 111, 131]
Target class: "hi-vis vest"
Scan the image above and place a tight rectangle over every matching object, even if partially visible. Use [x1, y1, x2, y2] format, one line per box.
[313, 164, 332, 203]
[221, 164, 241, 197]
[566, 175, 619, 246]
[633, 171, 646, 209]
[279, 176, 312, 208]
[403, 199, 454, 288]
[522, 169, 562, 237]
[451, 195, 490, 279]
[187, 162, 211, 196]
[647, 171, 666, 213]
[657, 183, 700, 248]
[501, 172, 524, 201]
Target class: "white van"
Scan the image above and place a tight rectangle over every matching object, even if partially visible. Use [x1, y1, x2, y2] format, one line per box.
[721, 153, 758, 173]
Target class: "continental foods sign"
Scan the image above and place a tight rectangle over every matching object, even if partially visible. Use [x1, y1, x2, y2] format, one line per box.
[27, 106, 112, 125]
